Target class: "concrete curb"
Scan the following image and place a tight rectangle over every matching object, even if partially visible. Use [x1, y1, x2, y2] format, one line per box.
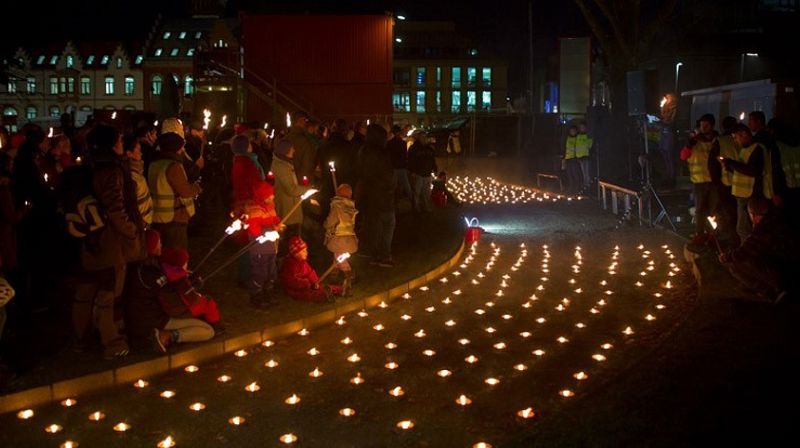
[0, 241, 466, 415]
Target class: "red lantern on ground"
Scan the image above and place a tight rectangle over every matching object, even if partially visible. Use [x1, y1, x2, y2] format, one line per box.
[464, 217, 482, 244]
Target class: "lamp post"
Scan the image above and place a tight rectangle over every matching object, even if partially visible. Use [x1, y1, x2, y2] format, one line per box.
[740, 53, 758, 82]
[674, 62, 683, 94]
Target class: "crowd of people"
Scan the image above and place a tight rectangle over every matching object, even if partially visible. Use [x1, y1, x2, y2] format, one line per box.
[679, 111, 800, 303]
[0, 111, 450, 377]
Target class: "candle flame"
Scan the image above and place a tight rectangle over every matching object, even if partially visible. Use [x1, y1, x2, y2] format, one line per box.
[157, 436, 176, 448]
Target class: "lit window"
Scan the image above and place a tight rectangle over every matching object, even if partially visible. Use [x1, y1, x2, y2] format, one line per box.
[178, 31, 187, 39]
[100, 55, 109, 65]
[26, 106, 37, 119]
[451, 67, 461, 89]
[86, 55, 95, 65]
[135, 55, 143, 64]
[105, 76, 115, 95]
[154, 48, 163, 57]
[2, 107, 17, 116]
[466, 90, 477, 111]
[416, 67, 426, 86]
[124, 105, 135, 111]
[116, 57, 123, 68]
[435, 91, 442, 112]
[66, 55, 74, 68]
[482, 68, 492, 87]
[80, 106, 92, 112]
[214, 39, 228, 48]
[482, 91, 492, 110]
[36, 55, 45, 65]
[170, 48, 179, 57]
[392, 92, 411, 112]
[80, 77, 91, 95]
[163, 31, 171, 39]
[49, 55, 58, 65]
[49, 106, 60, 118]
[152, 75, 162, 96]
[59, 77, 66, 93]
[6, 80, 16, 93]
[184, 75, 194, 95]
[67, 77, 75, 94]
[416, 91, 426, 113]
[49, 77, 58, 95]
[467, 67, 477, 87]
[124, 76, 135, 96]
[435, 67, 442, 86]
[451, 91, 461, 112]
[104, 105, 115, 111]
[187, 48, 195, 57]
[26, 77, 36, 94]
[195, 31, 202, 39]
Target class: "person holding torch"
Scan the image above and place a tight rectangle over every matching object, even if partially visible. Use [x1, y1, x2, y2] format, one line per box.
[271, 138, 312, 249]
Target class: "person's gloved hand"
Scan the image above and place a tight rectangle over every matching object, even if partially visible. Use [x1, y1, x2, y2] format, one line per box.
[680, 146, 692, 161]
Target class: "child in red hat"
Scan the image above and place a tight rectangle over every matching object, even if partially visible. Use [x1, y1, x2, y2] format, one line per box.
[244, 180, 283, 308]
[159, 247, 223, 329]
[279, 236, 341, 302]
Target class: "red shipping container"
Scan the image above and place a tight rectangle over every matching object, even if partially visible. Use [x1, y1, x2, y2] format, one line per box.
[241, 14, 394, 121]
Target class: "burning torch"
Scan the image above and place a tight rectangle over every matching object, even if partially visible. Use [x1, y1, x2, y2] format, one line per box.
[328, 161, 338, 190]
[192, 217, 247, 271]
[282, 189, 318, 224]
[706, 216, 724, 253]
[202, 109, 211, 130]
[192, 229, 281, 287]
[286, 112, 292, 128]
[318, 253, 351, 283]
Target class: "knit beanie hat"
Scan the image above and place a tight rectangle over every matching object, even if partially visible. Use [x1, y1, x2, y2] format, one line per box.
[231, 134, 250, 155]
[274, 138, 294, 157]
[288, 236, 308, 256]
[161, 117, 185, 139]
[253, 180, 275, 201]
[145, 229, 162, 256]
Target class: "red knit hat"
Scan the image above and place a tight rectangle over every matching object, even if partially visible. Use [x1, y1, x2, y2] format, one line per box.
[160, 247, 190, 268]
[253, 181, 274, 201]
[288, 236, 307, 256]
[145, 229, 162, 256]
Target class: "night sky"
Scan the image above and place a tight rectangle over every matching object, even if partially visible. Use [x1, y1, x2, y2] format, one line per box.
[1, 0, 589, 97]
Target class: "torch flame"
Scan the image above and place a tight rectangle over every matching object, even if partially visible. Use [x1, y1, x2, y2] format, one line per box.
[707, 216, 718, 230]
[225, 219, 243, 235]
[264, 122, 269, 130]
[257, 230, 280, 244]
[286, 112, 291, 128]
[739, 112, 746, 121]
[220, 114, 227, 128]
[48, 127, 54, 138]
[336, 253, 351, 263]
[328, 161, 336, 171]
[111, 111, 117, 120]
[202, 108, 211, 130]
[301, 189, 318, 200]
[659, 96, 667, 108]
[270, 129, 275, 138]
[406, 126, 416, 137]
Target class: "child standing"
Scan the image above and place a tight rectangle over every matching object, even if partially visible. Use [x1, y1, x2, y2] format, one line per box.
[324, 183, 358, 296]
[280, 236, 341, 302]
[244, 181, 282, 309]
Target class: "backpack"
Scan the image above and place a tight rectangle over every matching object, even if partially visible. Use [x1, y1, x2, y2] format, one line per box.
[59, 164, 106, 238]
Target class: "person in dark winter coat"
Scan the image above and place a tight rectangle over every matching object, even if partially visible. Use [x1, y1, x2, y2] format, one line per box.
[719, 196, 799, 303]
[358, 124, 397, 267]
[407, 131, 438, 213]
[287, 111, 316, 183]
[124, 229, 215, 353]
[74, 124, 146, 359]
[316, 119, 357, 218]
[388, 125, 413, 206]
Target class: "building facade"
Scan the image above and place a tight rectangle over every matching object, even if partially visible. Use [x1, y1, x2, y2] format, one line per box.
[1, 41, 144, 132]
[392, 21, 509, 126]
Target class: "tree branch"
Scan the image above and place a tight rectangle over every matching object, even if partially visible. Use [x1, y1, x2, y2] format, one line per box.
[573, 0, 622, 62]
[639, 0, 680, 57]
[593, 0, 633, 59]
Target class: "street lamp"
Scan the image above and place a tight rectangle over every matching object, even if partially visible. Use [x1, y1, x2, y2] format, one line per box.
[674, 62, 683, 94]
[740, 53, 759, 81]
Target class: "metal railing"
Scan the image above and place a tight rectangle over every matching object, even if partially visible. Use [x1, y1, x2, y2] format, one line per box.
[536, 173, 563, 192]
[598, 180, 644, 226]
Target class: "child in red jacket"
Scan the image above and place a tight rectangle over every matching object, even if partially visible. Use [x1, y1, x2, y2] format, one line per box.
[244, 181, 283, 308]
[159, 247, 222, 330]
[279, 236, 341, 302]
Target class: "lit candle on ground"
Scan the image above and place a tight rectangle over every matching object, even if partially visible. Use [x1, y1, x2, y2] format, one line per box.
[373, 324, 385, 331]
[465, 355, 479, 364]
[60, 441, 78, 448]
[514, 363, 528, 371]
[17, 409, 34, 419]
[493, 342, 507, 350]
[601, 343, 614, 350]
[184, 365, 199, 373]
[385, 362, 399, 370]
[234, 349, 248, 358]
[279, 433, 298, 444]
[592, 354, 607, 362]
[245, 382, 260, 392]
[285, 394, 301, 405]
[533, 349, 545, 357]
[309, 367, 324, 378]
[560, 389, 575, 398]
[437, 369, 452, 378]
[347, 353, 361, 362]
[401, 314, 412, 320]
[61, 398, 77, 407]
[445, 319, 456, 327]
[574, 371, 588, 380]
[459, 338, 471, 345]
[456, 394, 472, 406]
[113, 422, 131, 432]
[536, 317, 546, 323]
[396, 420, 414, 430]
[341, 337, 353, 345]
[298, 328, 309, 336]
[263, 340, 274, 347]
[485, 377, 500, 386]
[557, 336, 569, 344]
[229, 416, 245, 426]
[45, 424, 62, 433]
[88, 411, 105, 421]
[379, 301, 388, 308]
[189, 402, 206, 411]
[133, 379, 149, 388]
[160, 390, 175, 398]
[623, 326, 635, 335]
[307, 347, 320, 356]
[350, 373, 365, 385]
[339, 408, 356, 417]
[423, 349, 436, 356]
[265, 359, 279, 368]
[645, 314, 656, 321]
[385, 342, 398, 350]
[389, 386, 405, 397]
[158, 436, 176, 448]
[414, 329, 426, 338]
[336, 316, 346, 325]
[517, 407, 536, 419]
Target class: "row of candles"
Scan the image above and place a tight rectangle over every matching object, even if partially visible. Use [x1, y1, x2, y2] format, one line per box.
[446, 176, 580, 205]
[12, 238, 681, 447]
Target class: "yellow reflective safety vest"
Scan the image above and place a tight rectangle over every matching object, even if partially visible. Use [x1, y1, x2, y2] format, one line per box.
[575, 134, 592, 158]
[687, 139, 714, 184]
[564, 135, 578, 160]
[717, 134, 739, 186]
[148, 159, 196, 224]
[732, 143, 773, 199]
[778, 141, 800, 189]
